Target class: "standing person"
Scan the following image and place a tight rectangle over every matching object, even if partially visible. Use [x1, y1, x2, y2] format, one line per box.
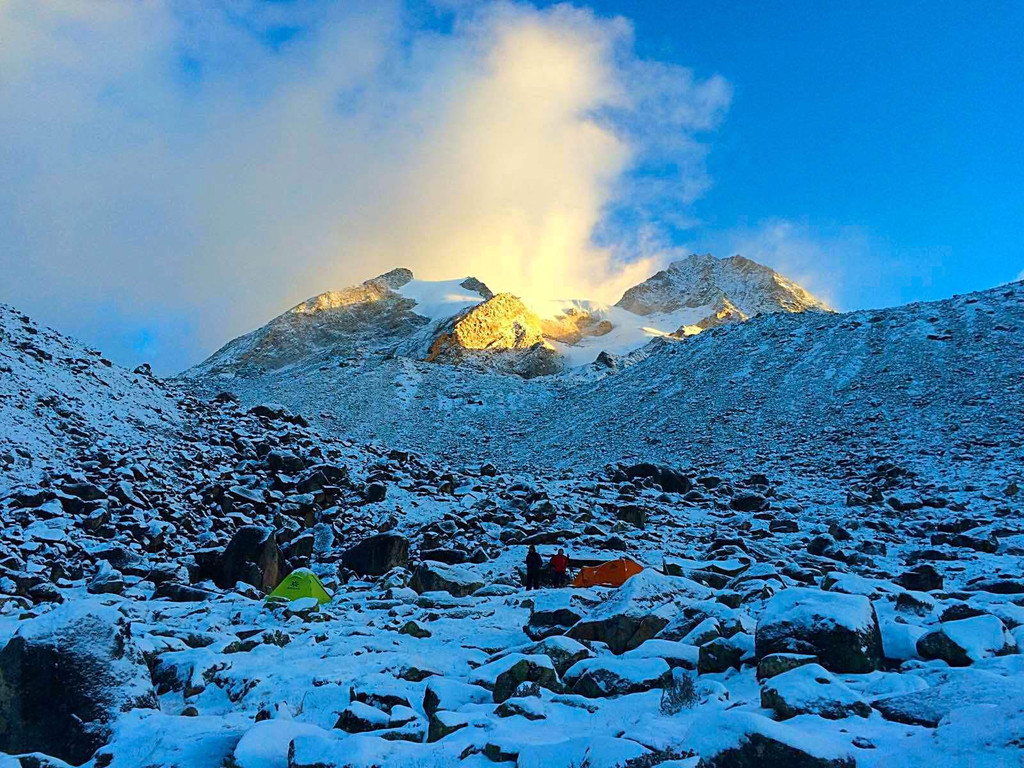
[525, 545, 543, 590]
[550, 548, 569, 587]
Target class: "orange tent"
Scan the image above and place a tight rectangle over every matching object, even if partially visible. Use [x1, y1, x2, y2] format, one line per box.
[572, 558, 644, 588]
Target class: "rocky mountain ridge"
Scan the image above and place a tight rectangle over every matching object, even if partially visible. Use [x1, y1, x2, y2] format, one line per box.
[187, 254, 832, 380]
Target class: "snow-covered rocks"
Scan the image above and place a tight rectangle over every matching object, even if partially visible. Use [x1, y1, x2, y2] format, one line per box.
[567, 569, 712, 654]
[562, 656, 670, 698]
[408, 562, 485, 597]
[759, 663, 871, 720]
[916, 615, 1017, 666]
[755, 588, 884, 673]
[340, 534, 410, 576]
[0, 600, 157, 764]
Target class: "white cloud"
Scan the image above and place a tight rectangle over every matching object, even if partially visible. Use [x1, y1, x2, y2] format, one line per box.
[0, 0, 730, 372]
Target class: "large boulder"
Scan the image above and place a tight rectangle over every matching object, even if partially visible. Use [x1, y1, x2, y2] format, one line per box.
[755, 588, 883, 673]
[214, 525, 282, 593]
[341, 534, 410, 577]
[567, 570, 712, 654]
[0, 601, 157, 764]
[688, 711, 856, 767]
[916, 615, 1017, 666]
[760, 663, 870, 720]
[409, 563, 484, 597]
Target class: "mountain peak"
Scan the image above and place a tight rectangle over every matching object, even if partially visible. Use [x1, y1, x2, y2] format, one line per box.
[616, 252, 832, 319]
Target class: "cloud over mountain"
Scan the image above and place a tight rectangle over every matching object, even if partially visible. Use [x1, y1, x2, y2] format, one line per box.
[0, 0, 730, 373]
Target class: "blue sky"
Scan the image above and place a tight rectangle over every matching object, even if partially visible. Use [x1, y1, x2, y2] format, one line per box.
[570, 0, 1024, 307]
[1, 0, 1022, 372]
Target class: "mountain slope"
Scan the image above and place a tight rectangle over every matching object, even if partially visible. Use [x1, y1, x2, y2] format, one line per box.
[195, 280, 1024, 500]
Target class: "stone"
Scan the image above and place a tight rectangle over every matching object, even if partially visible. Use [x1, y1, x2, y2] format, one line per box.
[567, 570, 712, 654]
[341, 534, 410, 577]
[215, 525, 282, 593]
[698, 635, 748, 674]
[0, 601, 157, 764]
[409, 563, 484, 597]
[916, 615, 1016, 666]
[760, 663, 871, 720]
[524, 593, 584, 641]
[898, 564, 943, 592]
[755, 588, 883, 673]
[563, 657, 670, 698]
[491, 656, 561, 703]
[620, 464, 692, 494]
[757, 653, 817, 681]
[691, 710, 856, 767]
[730, 491, 768, 513]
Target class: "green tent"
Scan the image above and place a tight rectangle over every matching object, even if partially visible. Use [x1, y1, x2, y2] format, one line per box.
[266, 568, 332, 605]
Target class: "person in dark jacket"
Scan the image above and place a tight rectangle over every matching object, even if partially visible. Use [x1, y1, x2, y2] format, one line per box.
[525, 545, 543, 590]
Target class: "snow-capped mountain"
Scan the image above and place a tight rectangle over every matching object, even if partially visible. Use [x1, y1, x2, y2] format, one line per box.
[188, 253, 832, 380]
[616, 253, 832, 322]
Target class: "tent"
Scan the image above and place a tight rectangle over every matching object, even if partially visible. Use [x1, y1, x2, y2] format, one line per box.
[572, 558, 644, 588]
[266, 568, 332, 604]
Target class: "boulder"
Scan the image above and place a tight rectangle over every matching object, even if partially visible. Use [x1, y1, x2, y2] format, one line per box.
[760, 663, 870, 720]
[872, 668, 1010, 727]
[698, 635, 751, 674]
[567, 570, 712, 654]
[730, 491, 768, 513]
[409, 563, 484, 597]
[898, 564, 943, 592]
[689, 710, 856, 767]
[341, 534, 410, 577]
[491, 656, 560, 703]
[755, 588, 883, 673]
[916, 615, 1016, 666]
[0, 601, 157, 764]
[214, 525, 282, 593]
[524, 592, 584, 641]
[621, 464, 692, 494]
[563, 657, 670, 698]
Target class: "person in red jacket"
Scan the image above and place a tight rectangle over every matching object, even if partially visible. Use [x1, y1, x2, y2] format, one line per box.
[550, 548, 569, 587]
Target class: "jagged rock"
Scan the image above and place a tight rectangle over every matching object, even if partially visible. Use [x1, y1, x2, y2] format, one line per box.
[341, 534, 409, 576]
[916, 615, 1017, 666]
[409, 563, 484, 597]
[0, 601, 157, 764]
[755, 588, 883, 673]
[697, 635, 750, 674]
[214, 525, 282, 593]
[760, 663, 871, 720]
[334, 701, 390, 733]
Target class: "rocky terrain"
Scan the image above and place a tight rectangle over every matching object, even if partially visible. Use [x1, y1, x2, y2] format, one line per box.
[1, 269, 1023, 767]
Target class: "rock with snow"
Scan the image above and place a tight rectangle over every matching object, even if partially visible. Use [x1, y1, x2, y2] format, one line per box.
[0, 601, 157, 764]
[340, 534, 409, 576]
[916, 615, 1017, 666]
[567, 569, 712, 654]
[755, 588, 884, 673]
[563, 656, 670, 698]
[408, 562, 484, 597]
[760, 663, 871, 720]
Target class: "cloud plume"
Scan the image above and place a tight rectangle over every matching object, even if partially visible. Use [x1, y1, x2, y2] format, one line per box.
[0, 0, 730, 372]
